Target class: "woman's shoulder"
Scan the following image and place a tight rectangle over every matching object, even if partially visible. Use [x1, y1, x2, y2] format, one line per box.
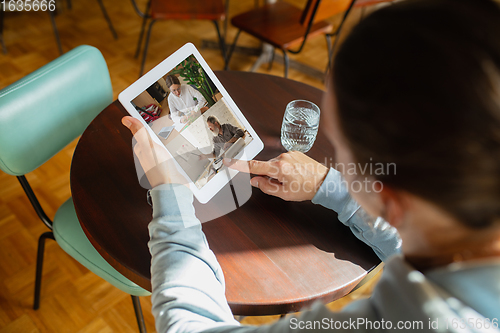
[426, 258, 500, 320]
[369, 256, 500, 328]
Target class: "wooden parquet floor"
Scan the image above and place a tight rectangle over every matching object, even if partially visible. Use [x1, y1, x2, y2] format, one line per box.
[0, 0, 380, 332]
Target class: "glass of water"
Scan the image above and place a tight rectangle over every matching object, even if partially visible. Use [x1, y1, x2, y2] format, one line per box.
[281, 100, 320, 153]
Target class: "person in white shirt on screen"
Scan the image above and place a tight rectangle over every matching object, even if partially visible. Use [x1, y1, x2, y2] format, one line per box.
[166, 74, 209, 125]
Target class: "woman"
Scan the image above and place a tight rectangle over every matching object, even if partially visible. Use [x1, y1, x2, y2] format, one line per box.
[166, 74, 209, 125]
[122, 0, 500, 331]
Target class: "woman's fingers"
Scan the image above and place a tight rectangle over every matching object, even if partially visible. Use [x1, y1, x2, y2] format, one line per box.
[122, 116, 187, 187]
[223, 158, 249, 172]
[225, 152, 328, 201]
[224, 158, 279, 178]
[251, 176, 279, 191]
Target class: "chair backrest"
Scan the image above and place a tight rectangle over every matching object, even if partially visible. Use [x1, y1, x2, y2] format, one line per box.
[300, 0, 353, 26]
[0, 45, 113, 176]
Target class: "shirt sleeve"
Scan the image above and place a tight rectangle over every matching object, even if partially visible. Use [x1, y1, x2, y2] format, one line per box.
[148, 184, 240, 333]
[168, 94, 182, 123]
[148, 183, 384, 333]
[311, 168, 402, 262]
[212, 137, 222, 157]
[225, 124, 244, 140]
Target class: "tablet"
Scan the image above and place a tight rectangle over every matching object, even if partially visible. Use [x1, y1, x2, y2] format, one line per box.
[118, 43, 264, 204]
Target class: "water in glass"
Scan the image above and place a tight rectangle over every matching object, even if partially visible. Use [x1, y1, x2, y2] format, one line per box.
[281, 100, 320, 153]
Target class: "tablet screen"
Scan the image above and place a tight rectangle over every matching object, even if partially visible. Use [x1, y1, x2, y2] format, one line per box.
[131, 55, 253, 189]
[119, 43, 263, 203]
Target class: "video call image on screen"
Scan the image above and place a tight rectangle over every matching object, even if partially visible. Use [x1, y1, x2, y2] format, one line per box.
[131, 55, 253, 189]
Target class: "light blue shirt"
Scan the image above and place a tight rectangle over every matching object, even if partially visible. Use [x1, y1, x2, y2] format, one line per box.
[147, 169, 499, 333]
[312, 168, 401, 261]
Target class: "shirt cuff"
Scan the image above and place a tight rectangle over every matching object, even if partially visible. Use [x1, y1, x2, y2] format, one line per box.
[150, 183, 195, 220]
[311, 167, 352, 213]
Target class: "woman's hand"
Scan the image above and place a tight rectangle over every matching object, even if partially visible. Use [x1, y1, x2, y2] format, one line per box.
[122, 116, 187, 188]
[180, 116, 187, 124]
[224, 151, 329, 201]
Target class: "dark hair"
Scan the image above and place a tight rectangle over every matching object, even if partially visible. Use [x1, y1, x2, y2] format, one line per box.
[333, 0, 500, 228]
[165, 74, 180, 88]
[207, 115, 220, 126]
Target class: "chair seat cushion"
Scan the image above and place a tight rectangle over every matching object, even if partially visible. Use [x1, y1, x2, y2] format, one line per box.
[150, 0, 225, 20]
[231, 1, 333, 50]
[53, 198, 151, 296]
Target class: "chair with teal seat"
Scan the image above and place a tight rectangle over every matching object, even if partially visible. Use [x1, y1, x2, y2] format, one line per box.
[0, 45, 151, 333]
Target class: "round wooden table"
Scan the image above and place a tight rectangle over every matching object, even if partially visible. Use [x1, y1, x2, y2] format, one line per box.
[70, 71, 379, 316]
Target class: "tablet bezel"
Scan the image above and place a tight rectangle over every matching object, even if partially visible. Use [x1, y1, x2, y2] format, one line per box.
[118, 43, 264, 204]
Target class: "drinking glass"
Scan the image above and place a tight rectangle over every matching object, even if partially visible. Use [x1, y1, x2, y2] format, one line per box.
[280, 100, 320, 153]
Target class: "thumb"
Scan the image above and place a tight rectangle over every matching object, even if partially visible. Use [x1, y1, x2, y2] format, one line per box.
[122, 116, 144, 136]
[123, 116, 155, 151]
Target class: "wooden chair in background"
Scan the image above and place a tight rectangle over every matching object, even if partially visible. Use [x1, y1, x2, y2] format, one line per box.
[325, 0, 396, 68]
[130, 0, 227, 77]
[226, 0, 394, 77]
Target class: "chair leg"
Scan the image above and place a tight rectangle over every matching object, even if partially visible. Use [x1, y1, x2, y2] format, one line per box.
[212, 20, 227, 68]
[325, 0, 356, 75]
[134, 0, 152, 59]
[224, 0, 230, 40]
[282, 49, 289, 78]
[267, 47, 275, 71]
[131, 295, 147, 333]
[325, 34, 333, 72]
[33, 232, 55, 310]
[139, 19, 156, 77]
[96, 0, 118, 40]
[135, 17, 148, 59]
[225, 29, 241, 70]
[330, 0, 355, 58]
[48, 11, 63, 55]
